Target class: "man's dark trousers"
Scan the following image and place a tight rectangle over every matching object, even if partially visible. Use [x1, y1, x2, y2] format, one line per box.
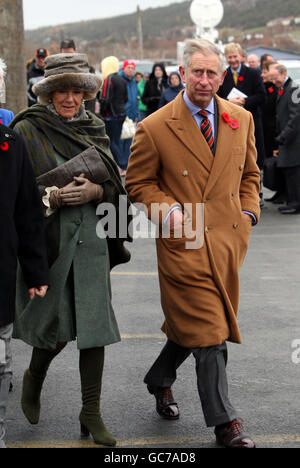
[144, 339, 238, 427]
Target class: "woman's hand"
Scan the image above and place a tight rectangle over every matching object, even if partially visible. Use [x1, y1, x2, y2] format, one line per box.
[49, 180, 77, 209]
[60, 174, 103, 206]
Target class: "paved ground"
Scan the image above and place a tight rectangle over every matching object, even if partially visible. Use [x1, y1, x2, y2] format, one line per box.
[5, 190, 300, 449]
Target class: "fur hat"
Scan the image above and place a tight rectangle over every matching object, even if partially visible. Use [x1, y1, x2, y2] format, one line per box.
[33, 53, 102, 105]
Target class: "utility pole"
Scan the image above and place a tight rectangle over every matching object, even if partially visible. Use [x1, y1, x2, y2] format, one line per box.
[137, 5, 144, 60]
[0, 0, 27, 114]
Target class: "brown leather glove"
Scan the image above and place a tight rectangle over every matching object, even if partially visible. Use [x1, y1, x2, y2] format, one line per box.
[60, 174, 103, 206]
[49, 180, 77, 210]
[49, 189, 63, 210]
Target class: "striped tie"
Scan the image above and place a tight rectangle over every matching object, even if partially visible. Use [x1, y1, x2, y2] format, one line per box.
[199, 110, 214, 152]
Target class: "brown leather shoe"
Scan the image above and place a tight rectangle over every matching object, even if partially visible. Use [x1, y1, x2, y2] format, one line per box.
[147, 385, 180, 420]
[215, 419, 256, 448]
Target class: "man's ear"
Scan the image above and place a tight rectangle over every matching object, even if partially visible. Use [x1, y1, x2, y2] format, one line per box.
[219, 69, 227, 87]
[179, 65, 186, 84]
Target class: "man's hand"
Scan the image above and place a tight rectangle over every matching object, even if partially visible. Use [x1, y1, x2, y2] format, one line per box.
[242, 212, 252, 223]
[28, 286, 49, 300]
[169, 208, 184, 229]
[229, 97, 245, 107]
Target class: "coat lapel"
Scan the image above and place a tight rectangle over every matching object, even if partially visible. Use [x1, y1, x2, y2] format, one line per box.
[165, 92, 213, 173]
[165, 93, 239, 198]
[203, 96, 237, 198]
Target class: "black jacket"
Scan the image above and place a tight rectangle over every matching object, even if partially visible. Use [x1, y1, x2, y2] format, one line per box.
[101, 73, 128, 118]
[261, 82, 278, 158]
[142, 63, 169, 116]
[27, 62, 45, 107]
[276, 77, 300, 168]
[218, 64, 266, 168]
[0, 124, 49, 327]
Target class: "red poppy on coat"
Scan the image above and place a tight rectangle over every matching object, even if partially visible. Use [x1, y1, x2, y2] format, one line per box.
[238, 76, 244, 82]
[268, 87, 274, 93]
[222, 112, 230, 123]
[229, 119, 240, 130]
[0, 120, 2, 124]
[279, 89, 284, 96]
[1, 142, 9, 151]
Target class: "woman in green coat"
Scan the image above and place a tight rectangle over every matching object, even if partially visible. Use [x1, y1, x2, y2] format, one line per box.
[10, 53, 131, 447]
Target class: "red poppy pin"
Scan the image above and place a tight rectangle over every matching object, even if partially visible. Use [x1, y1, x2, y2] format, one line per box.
[222, 112, 230, 123]
[0, 142, 9, 151]
[279, 89, 284, 96]
[229, 119, 240, 130]
[222, 112, 240, 130]
[268, 87, 274, 94]
[238, 76, 244, 82]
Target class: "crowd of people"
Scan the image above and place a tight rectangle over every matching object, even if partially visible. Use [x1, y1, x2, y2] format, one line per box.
[22, 39, 300, 212]
[0, 36, 299, 450]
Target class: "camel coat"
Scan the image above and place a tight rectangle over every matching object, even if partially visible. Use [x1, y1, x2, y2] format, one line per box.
[125, 92, 260, 348]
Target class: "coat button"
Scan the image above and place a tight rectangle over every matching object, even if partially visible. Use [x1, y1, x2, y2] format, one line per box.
[239, 165, 244, 171]
[75, 220, 82, 226]
[182, 170, 188, 177]
[78, 241, 84, 245]
[205, 226, 211, 233]
[233, 224, 239, 229]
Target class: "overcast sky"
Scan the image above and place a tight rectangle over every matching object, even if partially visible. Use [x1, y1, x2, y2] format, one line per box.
[23, 0, 187, 30]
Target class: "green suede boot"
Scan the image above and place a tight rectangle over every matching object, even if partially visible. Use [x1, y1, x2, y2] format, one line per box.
[21, 347, 60, 425]
[79, 347, 116, 447]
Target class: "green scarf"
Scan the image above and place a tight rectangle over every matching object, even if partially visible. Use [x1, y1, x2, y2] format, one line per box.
[11, 104, 123, 191]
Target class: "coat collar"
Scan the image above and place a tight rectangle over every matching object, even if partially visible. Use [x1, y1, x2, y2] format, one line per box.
[165, 92, 241, 196]
[165, 91, 214, 173]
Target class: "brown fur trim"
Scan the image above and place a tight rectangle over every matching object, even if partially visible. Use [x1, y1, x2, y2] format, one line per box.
[32, 72, 102, 104]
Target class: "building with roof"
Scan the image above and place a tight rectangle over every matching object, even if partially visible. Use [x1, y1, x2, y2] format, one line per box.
[246, 46, 300, 61]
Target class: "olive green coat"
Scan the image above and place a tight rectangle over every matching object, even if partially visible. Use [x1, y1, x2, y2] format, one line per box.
[11, 106, 131, 350]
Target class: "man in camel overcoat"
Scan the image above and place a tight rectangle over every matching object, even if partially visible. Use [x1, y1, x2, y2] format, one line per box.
[125, 39, 260, 449]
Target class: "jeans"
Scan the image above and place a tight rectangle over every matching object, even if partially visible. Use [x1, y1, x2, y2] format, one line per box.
[0, 323, 13, 446]
[105, 117, 126, 169]
[119, 138, 133, 170]
[138, 110, 147, 122]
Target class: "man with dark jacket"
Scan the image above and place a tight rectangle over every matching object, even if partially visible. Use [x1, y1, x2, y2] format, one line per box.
[27, 48, 49, 107]
[0, 124, 49, 448]
[269, 63, 300, 214]
[119, 60, 139, 172]
[100, 56, 128, 173]
[218, 43, 266, 170]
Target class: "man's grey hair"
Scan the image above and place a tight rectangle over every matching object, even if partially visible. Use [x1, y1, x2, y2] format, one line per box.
[182, 38, 226, 74]
[270, 63, 287, 75]
[0, 58, 7, 79]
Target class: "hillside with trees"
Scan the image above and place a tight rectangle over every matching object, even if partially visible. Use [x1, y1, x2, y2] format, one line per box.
[25, 0, 300, 63]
